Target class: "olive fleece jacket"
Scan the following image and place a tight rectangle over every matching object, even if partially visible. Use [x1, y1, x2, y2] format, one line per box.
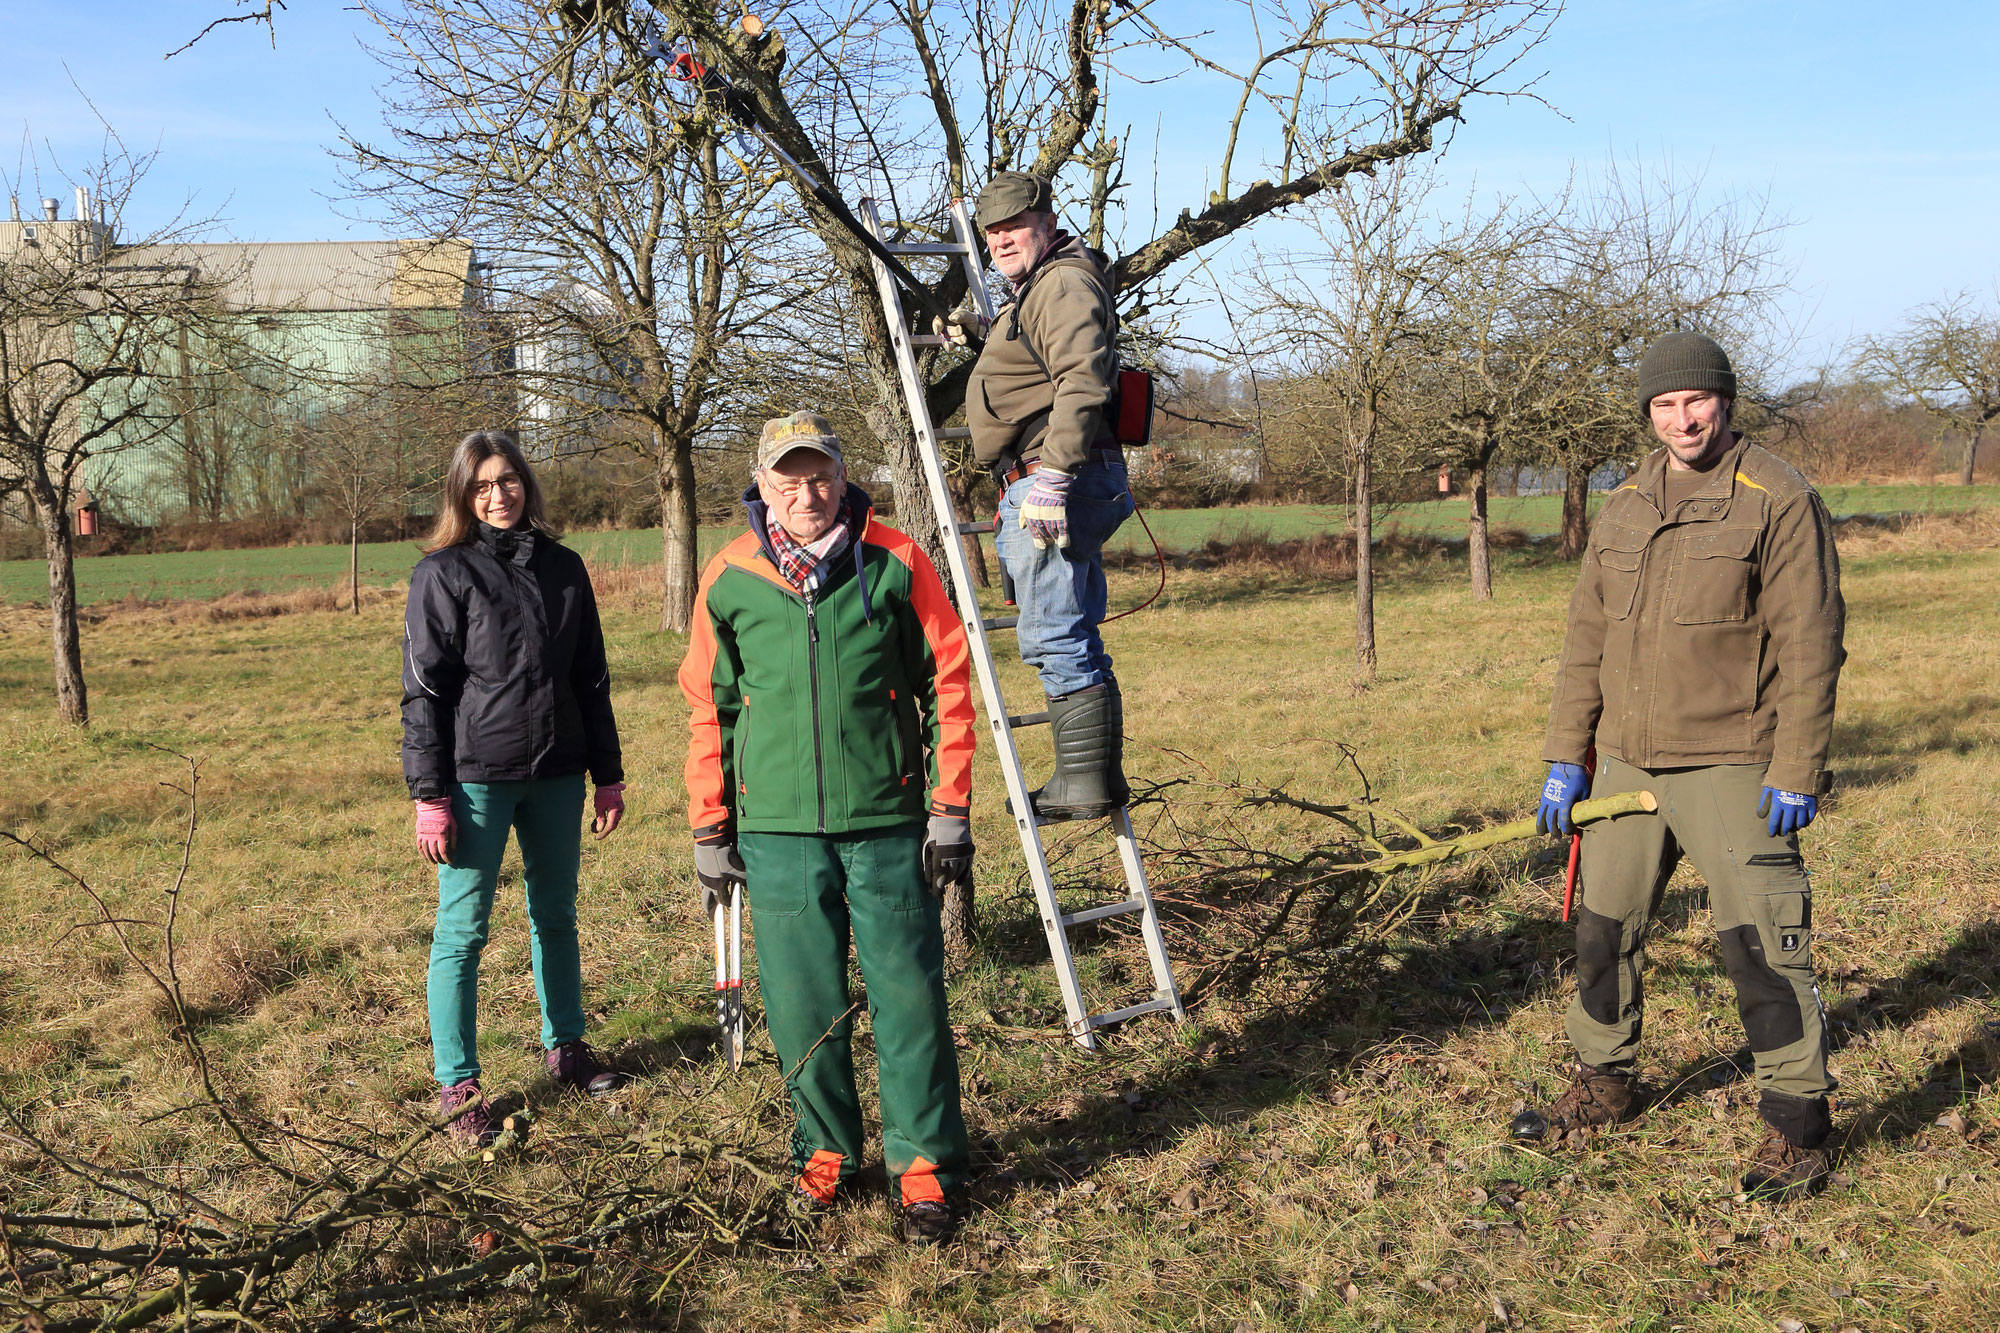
[965, 232, 1117, 474]
[1543, 436, 1846, 796]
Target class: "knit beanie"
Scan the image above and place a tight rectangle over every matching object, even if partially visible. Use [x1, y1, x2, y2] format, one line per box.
[1636, 331, 1736, 418]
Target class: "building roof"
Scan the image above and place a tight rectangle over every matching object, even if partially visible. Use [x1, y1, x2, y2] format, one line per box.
[107, 239, 477, 312]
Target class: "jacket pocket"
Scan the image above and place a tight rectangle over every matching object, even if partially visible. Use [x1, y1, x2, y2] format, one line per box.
[891, 688, 923, 785]
[1675, 526, 1758, 625]
[1596, 545, 1644, 620]
[733, 694, 754, 798]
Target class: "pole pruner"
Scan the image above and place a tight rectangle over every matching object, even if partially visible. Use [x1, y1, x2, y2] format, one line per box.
[642, 24, 962, 332]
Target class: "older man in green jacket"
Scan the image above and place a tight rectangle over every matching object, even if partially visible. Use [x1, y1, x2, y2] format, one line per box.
[1517, 332, 1847, 1201]
[679, 412, 979, 1244]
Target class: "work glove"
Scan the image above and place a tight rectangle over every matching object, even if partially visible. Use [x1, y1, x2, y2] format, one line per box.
[1758, 787, 1818, 838]
[921, 815, 974, 901]
[1019, 468, 1072, 550]
[931, 294, 988, 348]
[1535, 762, 1589, 837]
[415, 797, 456, 866]
[591, 782, 625, 839]
[693, 837, 747, 918]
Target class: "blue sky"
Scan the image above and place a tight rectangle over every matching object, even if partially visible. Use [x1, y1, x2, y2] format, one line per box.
[6, 2, 1995, 376]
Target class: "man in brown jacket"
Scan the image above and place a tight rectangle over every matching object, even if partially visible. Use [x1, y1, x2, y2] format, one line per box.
[1513, 331, 1846, 1200]
[958, 172, 1134, 820]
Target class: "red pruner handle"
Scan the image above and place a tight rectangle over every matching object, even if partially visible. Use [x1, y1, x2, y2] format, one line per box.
[1562, 746, 1597, 924]
[670, 52, 708, 81]
[1562, 832, 1581, 923]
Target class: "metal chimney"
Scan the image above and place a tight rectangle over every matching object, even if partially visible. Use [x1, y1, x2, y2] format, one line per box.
[75, 186, 88, 224]
[42, 198, 59, 222]
[7, 196, 17, 221]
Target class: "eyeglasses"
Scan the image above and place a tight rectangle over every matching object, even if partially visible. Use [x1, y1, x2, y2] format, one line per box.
[472, 475, 524, 498]
[764, 473, 842, 498]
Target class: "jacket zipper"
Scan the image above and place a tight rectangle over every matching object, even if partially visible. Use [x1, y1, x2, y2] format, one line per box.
[806, 593, 826, 833]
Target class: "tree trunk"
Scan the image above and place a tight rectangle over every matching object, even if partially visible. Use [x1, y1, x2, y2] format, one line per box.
[350, 519, 361, 615]
[29, 477, 87, 726]
[941, 880, 977, 973]
[1353, 429, 1376, 680]
[947, 471, 990, 588]
[1559, 461, 1591, 560]
[658, 434, 701, 634]
[1468, 459, 1493, 601]
[1963, 427, 1983, 486]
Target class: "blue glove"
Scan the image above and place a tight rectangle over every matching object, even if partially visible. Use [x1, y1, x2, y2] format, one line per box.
[1536, 762, 1589, 836]
[1758, 787, 1818, 838]
[1019, 468, 1072, 550]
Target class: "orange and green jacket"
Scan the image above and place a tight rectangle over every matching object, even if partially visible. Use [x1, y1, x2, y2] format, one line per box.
[679, 487, 976, 837]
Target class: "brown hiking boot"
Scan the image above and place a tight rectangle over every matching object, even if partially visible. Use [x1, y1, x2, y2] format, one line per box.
[1509, 1063, 1641, 1143]
[1742, 1126, 1830, 1201]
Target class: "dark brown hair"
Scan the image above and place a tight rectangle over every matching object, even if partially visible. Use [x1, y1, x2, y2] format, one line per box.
[423, 431, 559, 553]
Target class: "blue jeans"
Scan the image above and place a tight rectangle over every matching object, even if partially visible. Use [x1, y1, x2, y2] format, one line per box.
[426, 774, 589, 1086]
[995, 458, 1134, 697]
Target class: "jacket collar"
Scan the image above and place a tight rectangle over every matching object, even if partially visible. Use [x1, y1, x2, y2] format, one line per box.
[476, 521, 539, 566]
[740, 482, 877, 620]
[1633, 433, 1751, 516]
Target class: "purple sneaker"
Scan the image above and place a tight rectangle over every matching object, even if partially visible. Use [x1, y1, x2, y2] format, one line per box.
[546, 1040, 623, 1097]
[438, 1079, 496, 1145]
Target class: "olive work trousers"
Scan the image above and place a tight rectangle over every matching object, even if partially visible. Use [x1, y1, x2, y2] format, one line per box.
[737, 825, 969, 1207]
[1567, 757, 1833, 1104]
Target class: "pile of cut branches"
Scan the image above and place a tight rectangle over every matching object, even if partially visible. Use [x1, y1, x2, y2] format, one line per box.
[1040, 745, 1653, 1006]
[0, 753, 784, 1331]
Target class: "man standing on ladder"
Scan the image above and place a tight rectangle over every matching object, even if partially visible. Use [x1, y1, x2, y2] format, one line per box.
[959, 171, 1134, 820]
[679, 411, 978, 1243]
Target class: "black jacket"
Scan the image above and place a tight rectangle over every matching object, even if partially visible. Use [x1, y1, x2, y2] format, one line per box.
[401, 523, 623, 800]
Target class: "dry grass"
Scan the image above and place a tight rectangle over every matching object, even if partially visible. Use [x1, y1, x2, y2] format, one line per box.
[0, 521, 1995, 1329]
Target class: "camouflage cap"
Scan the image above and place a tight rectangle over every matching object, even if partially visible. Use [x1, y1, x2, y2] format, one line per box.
[974, 171, 1054, 231]
[755, 410, 844, 471]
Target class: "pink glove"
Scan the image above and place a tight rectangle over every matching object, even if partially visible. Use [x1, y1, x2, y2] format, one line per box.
[415, 798, 456, 866]
[592, 783, 625, 839]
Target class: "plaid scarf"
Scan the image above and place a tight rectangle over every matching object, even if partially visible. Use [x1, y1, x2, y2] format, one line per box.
[767, 513, 851, 596]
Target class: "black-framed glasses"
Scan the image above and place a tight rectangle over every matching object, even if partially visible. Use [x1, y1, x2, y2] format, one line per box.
[472, 474, 524, 498]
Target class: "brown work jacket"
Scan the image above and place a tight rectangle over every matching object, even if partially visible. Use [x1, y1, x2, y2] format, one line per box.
[1543, 436, 1845, 796]
[965, 232, 1117, 474]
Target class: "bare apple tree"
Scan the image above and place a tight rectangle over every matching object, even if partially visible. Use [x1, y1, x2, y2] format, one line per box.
[0, 145, 227, 725]
[348, 0, 823, 631]
[1860, 292, 2000, 487]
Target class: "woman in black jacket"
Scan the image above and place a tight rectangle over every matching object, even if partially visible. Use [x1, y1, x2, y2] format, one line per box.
[401, 431, 626, 1142]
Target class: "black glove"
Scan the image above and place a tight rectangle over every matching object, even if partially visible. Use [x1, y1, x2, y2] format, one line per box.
[693, 838, 746, 917]
[921, 815, 974, 901]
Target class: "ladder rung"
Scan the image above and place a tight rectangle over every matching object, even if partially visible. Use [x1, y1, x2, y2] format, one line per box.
[1061, 898, 1146, 929]
[1089, 996, 1179, 1030]
[1006, 710, 1049, 728]
[982, 616, 1018, 631]
[936, 427, 972, 440]
[956, 520, 996, 535]
[885, 242, 976, 256]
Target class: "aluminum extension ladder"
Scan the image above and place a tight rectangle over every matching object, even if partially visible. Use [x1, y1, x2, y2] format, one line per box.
[856, 196, 1185, 1051]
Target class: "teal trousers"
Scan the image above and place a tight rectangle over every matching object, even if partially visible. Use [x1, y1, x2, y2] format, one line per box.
[738, 825, 969, 1206]
[426, 774, 588, 1087]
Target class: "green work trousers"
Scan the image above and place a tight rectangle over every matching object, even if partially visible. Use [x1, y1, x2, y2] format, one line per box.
[738, 825, 969, 1206]
[426, 774, 588, 1087]
[1567, 757, 1832, 1104]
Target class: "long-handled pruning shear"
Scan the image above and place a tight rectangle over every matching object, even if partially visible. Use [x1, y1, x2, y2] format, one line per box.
[711, 881, 744, 1071]
[1561, 748, 1598, 924]
[639, 21, 961, 331]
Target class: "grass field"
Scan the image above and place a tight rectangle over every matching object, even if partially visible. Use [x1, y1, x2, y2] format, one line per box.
[0, 511, 1994, 1329]
[6, 482, 1997, 607]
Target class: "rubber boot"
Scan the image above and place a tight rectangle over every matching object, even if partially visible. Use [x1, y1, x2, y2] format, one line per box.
[1029, 683, 1125, 822]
